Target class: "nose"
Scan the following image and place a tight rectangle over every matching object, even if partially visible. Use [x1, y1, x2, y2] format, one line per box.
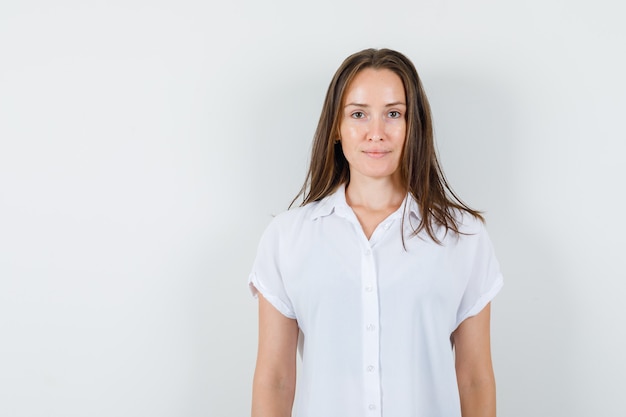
[368, 117, 384, 141]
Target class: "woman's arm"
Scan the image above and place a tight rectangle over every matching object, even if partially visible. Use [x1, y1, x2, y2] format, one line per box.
[251, 294, 299, 417]
[452, 303, 496, 417]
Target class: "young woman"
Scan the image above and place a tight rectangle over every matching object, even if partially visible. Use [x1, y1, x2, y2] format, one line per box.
[248, 48, 503, 417]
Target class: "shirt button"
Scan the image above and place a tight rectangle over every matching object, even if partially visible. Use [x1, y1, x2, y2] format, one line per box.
[367, 365, 375, 372]
[366, 324, 376, 331]
[365, 285, 373, 292]
[368, 404, 376, 410]
[383, 223, 390, 230]
[365, 249, 372, 256]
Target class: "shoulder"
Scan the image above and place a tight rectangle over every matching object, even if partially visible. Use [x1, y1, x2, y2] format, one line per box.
[276, 200, 323, 224]
[446, 210, 499, 262]
[431, 209, 489, 247]
[260, 200, 324, 239]
[455, 209, 486, 235]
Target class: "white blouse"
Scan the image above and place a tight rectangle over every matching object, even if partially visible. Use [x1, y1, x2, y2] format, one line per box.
[249, 185, 503, 417]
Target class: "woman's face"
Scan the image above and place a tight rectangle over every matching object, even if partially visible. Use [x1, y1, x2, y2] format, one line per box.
[339, 68, 407, 185]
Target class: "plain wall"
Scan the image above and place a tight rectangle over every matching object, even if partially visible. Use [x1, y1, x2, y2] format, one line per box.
[1, 0, 624, 416]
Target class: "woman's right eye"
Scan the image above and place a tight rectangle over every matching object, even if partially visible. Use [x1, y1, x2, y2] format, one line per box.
[351, 111, 365, 119]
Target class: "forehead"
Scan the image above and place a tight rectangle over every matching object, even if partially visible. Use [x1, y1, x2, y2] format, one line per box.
[343, 68, 405, 102]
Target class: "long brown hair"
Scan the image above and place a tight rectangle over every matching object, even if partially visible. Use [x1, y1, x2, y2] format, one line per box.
[291, 48, 483, 243]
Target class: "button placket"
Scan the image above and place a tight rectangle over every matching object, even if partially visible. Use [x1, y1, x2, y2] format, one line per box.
[361, 244, 381, 415]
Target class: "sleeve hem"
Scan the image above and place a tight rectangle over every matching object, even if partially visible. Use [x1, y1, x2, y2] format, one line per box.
[248, 273, 297, 319]
[454, 275, 503, 329]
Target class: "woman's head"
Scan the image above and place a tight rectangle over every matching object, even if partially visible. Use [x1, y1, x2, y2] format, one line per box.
[299, 48, 434, 202]
[293, 48, 482, 242]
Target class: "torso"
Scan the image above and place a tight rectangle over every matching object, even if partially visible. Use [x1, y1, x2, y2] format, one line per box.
[248, 186, 503, 417]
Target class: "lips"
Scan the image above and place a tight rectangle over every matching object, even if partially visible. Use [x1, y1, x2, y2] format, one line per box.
[363, 149, 391, 159]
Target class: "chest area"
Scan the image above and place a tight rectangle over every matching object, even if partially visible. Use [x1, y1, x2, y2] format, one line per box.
[279, 220, 470, 319]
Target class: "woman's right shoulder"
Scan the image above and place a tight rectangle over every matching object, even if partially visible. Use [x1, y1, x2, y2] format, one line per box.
[261, 200, 322, 236]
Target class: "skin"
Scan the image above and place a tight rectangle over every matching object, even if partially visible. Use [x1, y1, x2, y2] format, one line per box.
[339, 68, 407, 238]
[251, 68, 496, 417]
[453, 303, 497, 417]
[251, 295, 298, 417]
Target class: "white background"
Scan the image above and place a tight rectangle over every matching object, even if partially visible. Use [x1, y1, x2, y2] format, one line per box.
[1, 0, 624, 416]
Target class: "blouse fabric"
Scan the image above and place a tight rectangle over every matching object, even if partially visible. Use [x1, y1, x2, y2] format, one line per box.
[249, 185, 503, 417]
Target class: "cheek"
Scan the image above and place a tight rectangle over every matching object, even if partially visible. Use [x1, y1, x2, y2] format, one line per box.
[340, 124, 361, 141]
[390, 123, 406, 139]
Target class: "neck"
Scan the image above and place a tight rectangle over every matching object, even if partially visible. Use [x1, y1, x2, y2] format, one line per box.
[345, 175, 405, 211]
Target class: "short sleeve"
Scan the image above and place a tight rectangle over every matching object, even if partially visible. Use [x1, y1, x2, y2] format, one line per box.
[455, 222, 504, 328]
[248, 218, 296, 319]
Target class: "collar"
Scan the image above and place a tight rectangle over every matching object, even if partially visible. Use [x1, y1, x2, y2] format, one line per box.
[309, 183, 421, 221]
[309, 183, 350, 220]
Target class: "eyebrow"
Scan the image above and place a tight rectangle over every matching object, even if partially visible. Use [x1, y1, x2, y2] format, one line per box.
[344, 102, 407, 108]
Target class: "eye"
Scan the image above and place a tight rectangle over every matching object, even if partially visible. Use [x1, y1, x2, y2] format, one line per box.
[388, 110, 402, 118]
[351, 111, 365, 119]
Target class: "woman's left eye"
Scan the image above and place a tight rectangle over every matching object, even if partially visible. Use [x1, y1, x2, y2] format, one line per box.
[388, 111, 401, 118]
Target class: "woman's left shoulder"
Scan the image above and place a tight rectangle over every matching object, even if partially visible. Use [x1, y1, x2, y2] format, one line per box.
[453, 209, 487, 235]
